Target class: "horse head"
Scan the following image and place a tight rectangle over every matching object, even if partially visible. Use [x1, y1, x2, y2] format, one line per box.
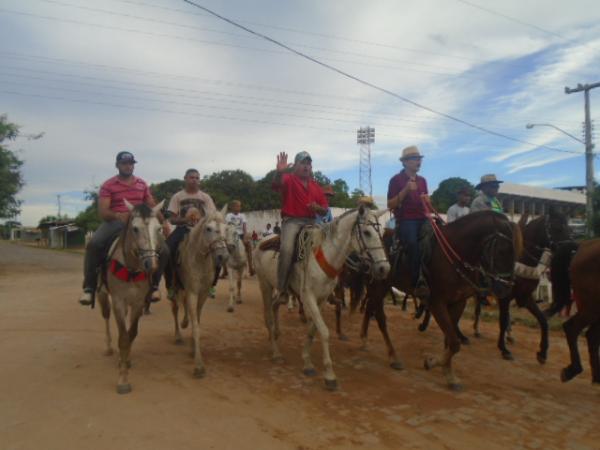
[546, 207, 571, 249]
[349, 206, 390, 280]
[123, 199, 165, 274]
[199, 204, 229, 267]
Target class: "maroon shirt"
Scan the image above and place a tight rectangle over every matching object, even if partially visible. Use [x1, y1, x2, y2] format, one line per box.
[272, 173, 328, 218]
[387, 170, 428, 221]
[99, 175, 152, 213]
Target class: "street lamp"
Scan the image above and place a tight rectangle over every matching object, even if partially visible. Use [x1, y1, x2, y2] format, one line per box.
[525, 122, 592, 236]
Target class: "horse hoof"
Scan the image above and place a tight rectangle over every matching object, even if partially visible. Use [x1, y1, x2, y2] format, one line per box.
[104, 348, 114, 356]
[507, 336, 515, 345]
[390, 361, 404, 371]
[227, 306, 234, 313]
[448, 382, 463, 392]
[338, 334, 350, 342]
[502, 351, 514, 361]
[417, 324, 427, 332]
[324, 379, 338, 391]
[561, 365, 582, 382]
[474, 332, 482, 338]
[303, 368, 317, 377]
[460, 337, 470, 345]
[174, 338, 184, 346]
[536, 352, 547, 365]
[117, 383, 132, 394]
[424, 357, 435, 370]
[193, 367, 206, 379]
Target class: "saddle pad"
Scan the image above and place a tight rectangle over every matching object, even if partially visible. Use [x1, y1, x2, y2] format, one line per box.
[259, 235, 280, 251]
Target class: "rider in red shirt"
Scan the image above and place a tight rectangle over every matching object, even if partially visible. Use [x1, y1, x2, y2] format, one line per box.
[272, 151, 328, 300]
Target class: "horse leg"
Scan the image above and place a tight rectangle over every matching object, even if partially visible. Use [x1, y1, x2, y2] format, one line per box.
[171, 297, 184, 345]
[561, 312, 589, 382]
[227, 266, 235, 313]
[304, 294, 337, 390]
[298, 298, 307, 323]
[333, 283, 348, 341]
[473, 297, 482, 338]
[113, 300, 132, 394]
[373, 298, 403, 370]
[425, 302, 464, 391]
[497, 296, 514, 360]
[186, 292, 206, 378]
[401, 291, 408, 311]
[524, 296, 549, 364]
[97, 290, 113, 356]
[236, 269, 243, 304]
[360, 306, 372, 351]
[456, 321, 470, 345]
[301, 319, 318, 376]
[585, 321, 600, 385]
[418, 309, 431, 332]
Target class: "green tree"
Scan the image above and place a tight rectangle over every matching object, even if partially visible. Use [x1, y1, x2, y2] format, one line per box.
[253, 170, 282, 210]
[74, 190, 101, 232]
[150, 178, 184, 213]
[430, 177, 474, 213]
[0, 115, 25, 218]
[202, 170, 256, 209]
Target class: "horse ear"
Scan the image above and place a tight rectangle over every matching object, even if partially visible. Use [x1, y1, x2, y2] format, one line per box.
[124, 198, 135, 212]
[152, 200, 165, 215]
[220, 203, 228, 217]
[374, 209, 387, 218]
[358, 204, 365, 216]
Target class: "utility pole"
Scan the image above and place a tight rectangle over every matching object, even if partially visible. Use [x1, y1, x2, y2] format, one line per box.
[565, 81, 600, 237]
[357, 127, 375, 196]
[57, 194, 62, 218]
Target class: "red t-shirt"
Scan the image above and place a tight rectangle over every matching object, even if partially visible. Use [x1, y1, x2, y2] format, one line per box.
[273, 173, 328, 218]
[387, 170, 428, 220]
[99, 175, 152, 213]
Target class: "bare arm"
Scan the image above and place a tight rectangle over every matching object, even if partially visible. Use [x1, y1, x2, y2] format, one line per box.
[272, 151, 291, 189]
[98, 197, 127, 222]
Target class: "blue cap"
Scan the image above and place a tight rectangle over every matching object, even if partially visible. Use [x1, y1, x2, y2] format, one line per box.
[294, 151, 312, 164]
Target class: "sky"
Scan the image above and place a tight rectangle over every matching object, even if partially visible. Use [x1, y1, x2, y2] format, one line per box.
[1, 0, 599, 226]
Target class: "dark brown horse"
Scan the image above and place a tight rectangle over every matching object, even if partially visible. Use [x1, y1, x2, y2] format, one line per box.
[360, 210, 522, 390]
[552, 239, 600, 386]
[418, 210, 571, 363]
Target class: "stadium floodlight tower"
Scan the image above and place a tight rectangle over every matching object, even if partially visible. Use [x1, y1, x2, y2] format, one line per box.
[357, 127, 375, 197]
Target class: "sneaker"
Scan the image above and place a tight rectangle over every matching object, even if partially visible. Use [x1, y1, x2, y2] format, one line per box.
[79, 289, 93, 306]
[209, 286, 216, 298]
[149, 288, 161, 303]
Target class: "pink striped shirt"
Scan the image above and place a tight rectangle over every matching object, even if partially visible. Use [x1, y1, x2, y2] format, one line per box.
[99, 175, 152, 213]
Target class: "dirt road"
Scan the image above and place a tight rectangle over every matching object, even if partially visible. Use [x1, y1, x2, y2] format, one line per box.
[1, 241, 598, 450]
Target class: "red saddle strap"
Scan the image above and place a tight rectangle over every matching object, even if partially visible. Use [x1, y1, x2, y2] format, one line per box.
[314, 246, 340, 279]
[109, 259, 147, 282]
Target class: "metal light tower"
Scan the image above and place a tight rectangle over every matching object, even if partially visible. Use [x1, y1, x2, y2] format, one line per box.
[357, 127, 375, 196]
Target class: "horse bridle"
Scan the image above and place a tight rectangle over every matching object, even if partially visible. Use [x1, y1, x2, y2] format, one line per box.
[478, 231, 515, 287]
[350, 214, 387, 275]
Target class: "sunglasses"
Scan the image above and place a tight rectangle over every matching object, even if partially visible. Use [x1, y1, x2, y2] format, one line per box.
[403, 156, 423, 161]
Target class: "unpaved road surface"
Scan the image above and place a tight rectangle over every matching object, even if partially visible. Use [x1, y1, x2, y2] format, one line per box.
[1, 240, 598, 450]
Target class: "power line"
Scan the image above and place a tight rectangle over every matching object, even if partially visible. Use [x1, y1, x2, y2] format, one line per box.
[0, 7, 477, 78]
[179, 0, 575, 155]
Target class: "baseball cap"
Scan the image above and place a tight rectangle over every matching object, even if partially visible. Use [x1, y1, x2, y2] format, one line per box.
[294, 151, 312, 164]
[116, 151, 137, 164]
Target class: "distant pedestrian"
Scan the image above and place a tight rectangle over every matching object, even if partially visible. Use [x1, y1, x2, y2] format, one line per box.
[446, 186, 471, 222]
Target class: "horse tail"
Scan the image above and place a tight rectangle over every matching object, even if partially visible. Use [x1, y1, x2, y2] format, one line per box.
[510, 221, 524, 260]
[547, 241, 579, 317]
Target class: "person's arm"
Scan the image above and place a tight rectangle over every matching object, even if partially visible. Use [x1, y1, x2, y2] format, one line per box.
[272, 152, 290, 191]
[98, 196, 128, 222]
[387, 177, 415, 210]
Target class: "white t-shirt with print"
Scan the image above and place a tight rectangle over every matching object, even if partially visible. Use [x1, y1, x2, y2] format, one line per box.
[226, 212, 247, 236]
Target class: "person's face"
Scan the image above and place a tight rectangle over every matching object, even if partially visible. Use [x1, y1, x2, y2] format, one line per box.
[402, 156, 423, 172]
[232, 203, 241, 213]
[117, 161, 134, 177]
[458, 193, 470, 205]
[482, 183, 499, 197]
[294, 159, 312, 178]
[184, 171, 200, 190]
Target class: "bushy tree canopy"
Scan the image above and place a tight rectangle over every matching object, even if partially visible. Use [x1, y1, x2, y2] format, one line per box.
[430, 177, 475, 213]
[0, 115, 24, 219]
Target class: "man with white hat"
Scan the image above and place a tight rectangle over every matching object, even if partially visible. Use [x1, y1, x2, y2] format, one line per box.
[471, 174, 504, 214]
[387, 145, 430, 300]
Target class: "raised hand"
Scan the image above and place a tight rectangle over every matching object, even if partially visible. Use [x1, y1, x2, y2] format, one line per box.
[276, 152, 291, 172]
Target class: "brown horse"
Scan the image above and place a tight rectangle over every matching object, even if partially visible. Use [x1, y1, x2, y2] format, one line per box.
[418, 210, 571, 363]
[360, 210, 522, 390]
[553, 239, 600, 386]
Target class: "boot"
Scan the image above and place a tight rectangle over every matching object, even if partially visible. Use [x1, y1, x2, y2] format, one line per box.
[79, 288, 94, 306]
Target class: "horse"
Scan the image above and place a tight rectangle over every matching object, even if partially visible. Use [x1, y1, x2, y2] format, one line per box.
[361, 210, 522, 390]
[96, 200, 165, 394]
[416, 210, 570, 363]
[169, 205, 229, 378]
[552, 239, 600, 386]
[253, 206, 390, 390]
[224, 219, 247, 313]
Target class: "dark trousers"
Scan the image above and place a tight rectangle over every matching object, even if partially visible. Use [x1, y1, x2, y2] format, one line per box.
[397, 219, 427, 287]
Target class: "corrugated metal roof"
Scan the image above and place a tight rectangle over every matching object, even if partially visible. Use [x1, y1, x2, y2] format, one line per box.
[498, 182, 585, 204]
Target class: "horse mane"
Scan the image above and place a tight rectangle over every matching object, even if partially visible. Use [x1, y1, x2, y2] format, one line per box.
[509, 221, 524, 260]
[132, 203, 153, 219]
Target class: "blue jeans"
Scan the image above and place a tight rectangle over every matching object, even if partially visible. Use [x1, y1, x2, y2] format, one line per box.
[277, 216, 315, 293]
[397, 219, 426, 287]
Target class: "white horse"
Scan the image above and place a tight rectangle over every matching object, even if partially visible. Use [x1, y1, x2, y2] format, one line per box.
[96, 199, 165, 394]
[170, 205, 229, 378]
[224, 221, 247, 313]
[254, 206, 390, 390]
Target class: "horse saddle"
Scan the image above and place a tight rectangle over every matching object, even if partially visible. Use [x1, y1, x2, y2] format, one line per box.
[257, 225, 320, 263]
